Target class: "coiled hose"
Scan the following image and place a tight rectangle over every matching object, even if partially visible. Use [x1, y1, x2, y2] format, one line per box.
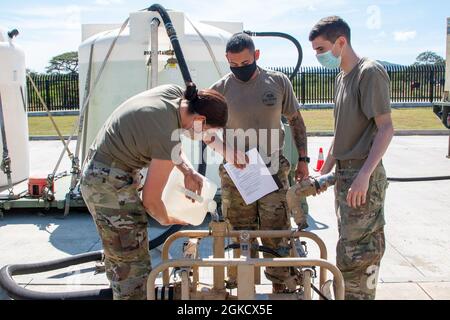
[0, 252, 110, 300]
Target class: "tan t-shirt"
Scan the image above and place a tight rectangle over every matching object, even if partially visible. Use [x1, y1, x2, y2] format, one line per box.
[211, 67, 299, 156]
[332, 58, 391, 160]
[91, 84, 183, 170]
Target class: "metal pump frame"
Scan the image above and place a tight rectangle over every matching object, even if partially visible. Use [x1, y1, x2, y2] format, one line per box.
[147, 220, 345, 300]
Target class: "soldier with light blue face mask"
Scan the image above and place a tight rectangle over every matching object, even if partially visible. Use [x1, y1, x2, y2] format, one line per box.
[309, 16, 395, 300]
[315, 41, 344, 69]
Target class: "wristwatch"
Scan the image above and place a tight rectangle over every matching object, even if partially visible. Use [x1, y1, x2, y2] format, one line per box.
[298, 156, 310, 163]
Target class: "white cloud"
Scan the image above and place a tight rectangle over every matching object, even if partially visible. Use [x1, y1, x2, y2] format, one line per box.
[8, 5, 86, 18]
[393, 31, 417, 42]
[3, 0, 360, 71]
[95, 0, 124, 5]
[21, 36, 80, 72]
[366, 5, 382, 30]
[182, 0, 348, 30]
[2, 5, 97, 31]
[0, 5, 92, 71]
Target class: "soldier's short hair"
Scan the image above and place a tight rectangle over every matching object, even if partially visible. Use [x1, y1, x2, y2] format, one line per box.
[309, 16, 351, 44]
[226, 33, 255, 53]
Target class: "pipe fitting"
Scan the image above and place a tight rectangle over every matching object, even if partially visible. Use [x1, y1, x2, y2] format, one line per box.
[286, 173, 336, 226]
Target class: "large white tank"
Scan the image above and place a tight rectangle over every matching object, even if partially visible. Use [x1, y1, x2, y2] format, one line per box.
[0, 29, 30, 189]
[79, 10, 242, 185]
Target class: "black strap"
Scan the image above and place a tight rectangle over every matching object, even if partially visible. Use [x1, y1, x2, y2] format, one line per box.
[262, 152, 284, 191]
[0, 90, 13, 194]
[0, 91, 9, 159]
[311, 283, 330, 300]
[272, 173, 284, 190]
[312, 177, 321, 191]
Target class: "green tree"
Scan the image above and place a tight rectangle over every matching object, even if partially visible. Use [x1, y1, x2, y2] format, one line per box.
[26, 68, 43, 76]
[413, 51, 445, 66]
[46, 51, 78, 74]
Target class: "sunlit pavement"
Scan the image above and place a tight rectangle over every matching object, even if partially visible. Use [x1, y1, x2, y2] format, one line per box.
[1, 136, 449, 300]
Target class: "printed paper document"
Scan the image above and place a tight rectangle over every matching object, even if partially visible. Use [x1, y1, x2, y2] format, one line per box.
[224, 148, 279, 205]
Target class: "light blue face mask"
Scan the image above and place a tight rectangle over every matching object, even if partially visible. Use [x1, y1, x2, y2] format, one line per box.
[316, 43, 342, 69]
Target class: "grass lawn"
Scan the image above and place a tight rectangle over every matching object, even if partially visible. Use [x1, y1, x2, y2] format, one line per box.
[28, 107, 444, 136]
[301, 107, 444, 132]
[28, 115, 79, 136]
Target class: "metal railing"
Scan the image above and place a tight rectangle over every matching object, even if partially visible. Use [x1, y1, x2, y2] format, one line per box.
[272, 64, 446, 105]
[26, 64, 445, 111]
[26, 74, 79, 112]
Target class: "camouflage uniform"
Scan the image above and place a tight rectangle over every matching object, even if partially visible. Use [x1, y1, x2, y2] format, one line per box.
[80, 150, 150, 300]
[219, 154, 293, 286]
[334, 161, 388, 300]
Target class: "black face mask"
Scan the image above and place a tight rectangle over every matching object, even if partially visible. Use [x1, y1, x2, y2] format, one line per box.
[230, 59, 257, 82]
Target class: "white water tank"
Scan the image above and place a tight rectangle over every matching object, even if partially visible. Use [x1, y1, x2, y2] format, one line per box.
[0, 29, 30, 189]
[78, 10, 242, 186]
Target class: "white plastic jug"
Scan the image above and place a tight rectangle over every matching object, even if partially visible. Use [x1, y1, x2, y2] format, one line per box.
[162, 167, 218, 226]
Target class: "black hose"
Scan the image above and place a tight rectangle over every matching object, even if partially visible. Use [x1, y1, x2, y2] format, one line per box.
[224, 243, 282, 257]
[148, 223, 184, 249]
[0, 252, 113, 300]
[387, 176, 450, 182]
[198, 144, 207, 176]
[7, 29, 19, 39]
[244, 31, 303, 82]
[0, 223, 184, 300]
[147, 4, 208, 177]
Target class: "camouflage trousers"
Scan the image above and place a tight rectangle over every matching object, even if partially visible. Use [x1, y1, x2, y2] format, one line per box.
[219, 154, 293, 285]
[80, 154, 150, 300]
[335, 162, 388, 300]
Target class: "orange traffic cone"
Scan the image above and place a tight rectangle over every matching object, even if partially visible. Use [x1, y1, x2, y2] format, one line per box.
[314, 147, 324, 172]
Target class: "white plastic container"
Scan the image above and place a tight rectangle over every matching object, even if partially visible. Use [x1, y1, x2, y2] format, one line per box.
[162, 166, 217, 226]
[0, 29, 30, 188]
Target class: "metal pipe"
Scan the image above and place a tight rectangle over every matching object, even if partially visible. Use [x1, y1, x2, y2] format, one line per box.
[148, 258, 345, 300]
[286, 173, 336, 228]
[146, 4, 193, 85]
[150, 18, 160, 89]
[180, 269, 190, 300]
[211, 222, 226, 291]
[192, 265, 199, 289]
[237, 264, 255, 300]
[303, 269, 312, 300]
[448, 133, 450, 158]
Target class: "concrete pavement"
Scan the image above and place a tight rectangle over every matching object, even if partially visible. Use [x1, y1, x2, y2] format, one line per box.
[0, 136, 449, 300]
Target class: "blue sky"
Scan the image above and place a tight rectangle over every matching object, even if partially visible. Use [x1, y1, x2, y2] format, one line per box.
[1, 0, 449, 72]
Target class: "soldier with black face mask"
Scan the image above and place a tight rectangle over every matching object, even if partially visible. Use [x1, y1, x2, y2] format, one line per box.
[207, 33, 310, 293]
